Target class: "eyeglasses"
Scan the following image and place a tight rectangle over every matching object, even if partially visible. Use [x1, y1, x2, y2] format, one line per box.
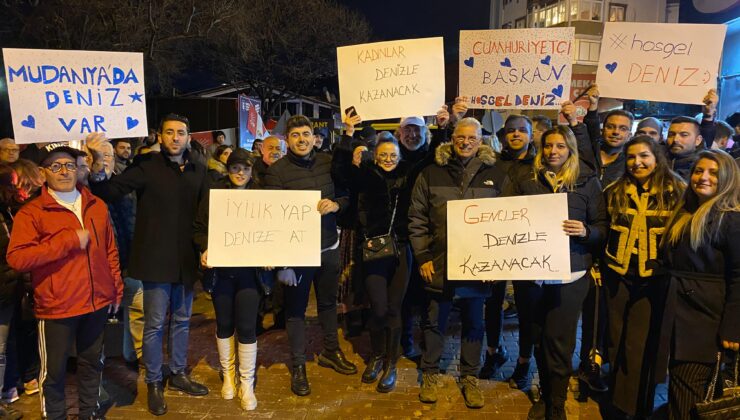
[376, 153, 399, 161]
[45, 162, 77, 173]
[452, 135, 480, 144]
[0, 148, 19, 153]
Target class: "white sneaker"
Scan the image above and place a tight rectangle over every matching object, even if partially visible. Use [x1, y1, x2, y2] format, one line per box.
[1, 388, 19, 404]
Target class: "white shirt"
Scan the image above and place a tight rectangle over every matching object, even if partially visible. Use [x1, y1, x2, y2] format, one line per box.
[48, 188, 83, 226]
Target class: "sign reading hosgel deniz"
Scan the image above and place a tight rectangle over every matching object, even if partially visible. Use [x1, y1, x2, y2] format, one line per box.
[337, 37, 445, 121]
[447, 194, 571, 281]
[2, 48, 148, 144]
[459, 27, 574, 110]
[207, 190, 321, 267]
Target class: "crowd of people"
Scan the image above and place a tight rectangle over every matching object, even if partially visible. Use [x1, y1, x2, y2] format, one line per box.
[0, 84, 736, 420]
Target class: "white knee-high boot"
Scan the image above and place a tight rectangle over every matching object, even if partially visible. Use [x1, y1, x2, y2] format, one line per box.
[216, 335, 236, 400]
[238, 342, 258, 410]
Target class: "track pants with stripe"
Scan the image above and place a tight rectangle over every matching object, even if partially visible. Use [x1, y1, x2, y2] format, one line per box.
[38, 307, 108, 420]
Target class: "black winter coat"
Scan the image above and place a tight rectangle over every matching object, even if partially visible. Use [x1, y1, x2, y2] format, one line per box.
[263, 150, 348, 249]
[0, 206, 22, 305]
[664, 211, 740, 363]
[504, 165, 607, 274]
[571, 120, 626, 187]
[90, 151, 208, 287]
[352, 161, 411, 243]
[408, 143, 508, 297]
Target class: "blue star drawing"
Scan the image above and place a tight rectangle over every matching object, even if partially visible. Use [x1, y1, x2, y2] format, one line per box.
[129, 92, 144, 103]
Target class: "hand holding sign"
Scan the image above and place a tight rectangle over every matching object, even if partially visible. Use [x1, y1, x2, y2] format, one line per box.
[317, 199, 340, 215]
[560, 101, 578, 127]
[562, 220, 587, 237]
[343, 113, 362, 136]
[702, 89, 718, 120]
[436, 105, 450, 128]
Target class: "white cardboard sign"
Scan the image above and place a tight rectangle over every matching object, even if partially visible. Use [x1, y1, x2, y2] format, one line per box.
[337, 37, 445, 121]
[595, 22, 726, 104]
[459, 27, 574, 110]
[2, 48, 148, 144]
[447, 194, 571, 281]
[207, 190, 321, 267]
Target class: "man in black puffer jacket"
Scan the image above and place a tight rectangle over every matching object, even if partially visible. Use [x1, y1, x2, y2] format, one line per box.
[409, 117, 508, 409]
[263, 115, 357, 397]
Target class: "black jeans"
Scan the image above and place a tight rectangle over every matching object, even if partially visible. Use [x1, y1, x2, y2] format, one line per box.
[531, 277, 589, 406]
[284, 247, 340, 366]
[38, 307, 108, 420]
[486, 281, 538, 359]
[579, 271, 608, 366]
[365, 244, 411, 332]
[421, 294, 485, 377]
[212, 269, 260, 344]
[605, 268, 668, 417]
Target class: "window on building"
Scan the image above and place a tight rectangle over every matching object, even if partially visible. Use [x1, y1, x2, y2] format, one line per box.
[515, 17, 526, 28]
[571, 0, 603, 21]
[530, 2, 566, 28]
[575, 40, 601, 64]
[608, 3, 626, 21]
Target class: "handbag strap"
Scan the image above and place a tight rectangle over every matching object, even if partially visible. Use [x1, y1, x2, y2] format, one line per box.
[704, 351, 740, 402]
[385, 193, 399, 236]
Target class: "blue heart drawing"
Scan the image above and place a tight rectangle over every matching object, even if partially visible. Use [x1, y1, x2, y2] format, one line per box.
[500, 57, 512, 68]
[126, 116, 139, 130]
[540, 55, 551, 65]
[551, 84, 564, 97]
[605, 62, 618, 73]
[464, 57, 475, 68]
[21, 115, 35, 129]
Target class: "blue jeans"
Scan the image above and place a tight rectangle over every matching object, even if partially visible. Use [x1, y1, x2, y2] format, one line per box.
[122, 277, 144, 362]
[142, 282, 193, 383]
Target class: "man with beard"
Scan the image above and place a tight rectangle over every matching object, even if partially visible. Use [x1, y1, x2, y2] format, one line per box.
[666, 116, 705, 180]
[86, 114, 209, 416]
[112, 139, 134, 175]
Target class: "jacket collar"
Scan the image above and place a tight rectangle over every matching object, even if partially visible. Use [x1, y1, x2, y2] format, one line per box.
[286, 149, 315, 168]
[434, 142, 497, 167]
[39, 184, 97, 211]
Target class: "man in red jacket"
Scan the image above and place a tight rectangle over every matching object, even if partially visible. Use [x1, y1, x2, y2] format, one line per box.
[7, 143, 122, 420]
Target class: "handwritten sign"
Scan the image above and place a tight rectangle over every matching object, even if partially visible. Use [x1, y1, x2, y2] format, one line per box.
[459, 28, 574, 110]
[595, 22, 726, 104]
[2, 48, 147, 144]
[207, 190, 321, 267]
[447, 194, 570, 281]
[337, 37, 445, 121]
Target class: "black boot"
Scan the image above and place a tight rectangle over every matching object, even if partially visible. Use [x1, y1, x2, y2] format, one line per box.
[318, 348, 357, 375]
[362, 328, 386, 383]
[147, 382, 167, 416]
[578, 360, 608, 393]
[377, 328, 401, 393]
[479, 345, 508, 379]
[290, 364, 310, 396]
[546, 375, 569, 420]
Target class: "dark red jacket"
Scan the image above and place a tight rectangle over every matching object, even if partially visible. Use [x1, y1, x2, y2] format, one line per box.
[7, 185, 122, 319]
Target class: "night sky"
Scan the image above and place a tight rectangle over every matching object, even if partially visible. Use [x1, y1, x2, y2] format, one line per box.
[336, 0, 492, 100]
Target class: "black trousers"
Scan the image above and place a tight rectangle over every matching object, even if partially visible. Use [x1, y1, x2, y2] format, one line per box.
[485, 281, 538, 359]
[365, 244, 411, 333]
[284, 247, 340, 366]
[421, 295, 485, 377]
[604, 268, 668, 417]
[212, 269, 260, 344]
[668, 360, 719, 420]
[38, 307, 108, 420]
[401, 257, 426, 349]
[579, 272, 608, 366]
[531, 277, 589, 406]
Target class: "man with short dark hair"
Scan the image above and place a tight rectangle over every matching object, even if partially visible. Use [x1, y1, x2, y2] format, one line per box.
[112, 139, 133, 174]
[251, 138, 264, 156]
[636, 117, 664, 144]
[87, 113, 209, 416]
[8, 144, 122, 420]
[667, 116, 705, 180]
[0, 139, 20, 164]
[531, 115, 552, 150]
[264, 115, 357, 397]
[711, 120, 734, 150]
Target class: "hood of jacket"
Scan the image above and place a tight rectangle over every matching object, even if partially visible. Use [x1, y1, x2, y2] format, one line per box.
[207, 158, 227, 175]
[434, 143, 496, 167]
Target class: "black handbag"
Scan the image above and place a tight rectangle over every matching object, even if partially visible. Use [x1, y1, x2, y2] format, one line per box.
[694, 351, 740, 420]
[361, 194, 399, 263]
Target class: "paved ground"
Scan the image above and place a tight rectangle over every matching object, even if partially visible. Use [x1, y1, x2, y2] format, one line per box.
[10, 288, 667, 419]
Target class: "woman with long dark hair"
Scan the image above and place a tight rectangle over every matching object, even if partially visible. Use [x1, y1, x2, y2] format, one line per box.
[506, 126, 607, 419]
[603, 135, 686, 418]
[193, 148, 260, 411]
[662, 150, 740, 419]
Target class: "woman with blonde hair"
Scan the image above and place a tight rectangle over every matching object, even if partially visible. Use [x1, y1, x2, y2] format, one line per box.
[506, 125, 607, 419]
[603, 135, 686, 419]
[662, 149, 740, 419]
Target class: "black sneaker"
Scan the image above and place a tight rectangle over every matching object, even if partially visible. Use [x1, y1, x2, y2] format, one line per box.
[527, 399, 546, 420]
[318, 349, 358, 375]
[509, 361, 531, 390]
[480, 346, 508, 379]
[578, 361, 608, 393]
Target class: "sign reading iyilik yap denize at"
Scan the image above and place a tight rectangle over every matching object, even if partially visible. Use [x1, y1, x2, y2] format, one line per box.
[337, 37, 445, 121]
[447, 194, 571, 281]
[459, 27, 574, 110]
[207, 190, 321, 267]
[596, 22, 726, 104]
[2, 48, 148, 144]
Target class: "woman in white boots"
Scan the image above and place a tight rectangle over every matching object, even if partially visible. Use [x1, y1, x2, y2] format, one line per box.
[194, 148, 259, 410]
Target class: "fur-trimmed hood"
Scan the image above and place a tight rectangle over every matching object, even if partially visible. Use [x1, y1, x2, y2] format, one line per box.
[434, 142, 497, 167]
[207, 157, 227, 175]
